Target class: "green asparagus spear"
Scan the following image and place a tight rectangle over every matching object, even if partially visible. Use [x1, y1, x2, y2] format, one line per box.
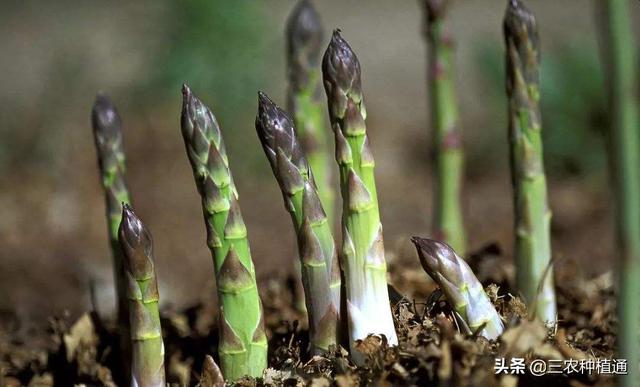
[255, 92, 341, 353]
[92, 94, 131, 326]
[119, 204, 166, 387]
[422, 0, 466, 254]
[411, 237, 504, 339]
[503, 0, 556, 324]
[322, 30, 398, 354]
[286, 0, 334, 226]
[199, 355, 225, 387]
[180, 85, 267, 380]
[91, 94, 132, 382]
[600, 0, 640, 384]
[286, 0, 331, 317]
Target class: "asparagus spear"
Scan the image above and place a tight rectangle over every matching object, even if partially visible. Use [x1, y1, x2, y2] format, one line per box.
[91, 94, 132, 382]
[503, 0, 556, 324]
[199, 355, 225, 387]
[118, 204, 166, 387]
[321, 30, 398, 353]
[286, 0, 334, 226]
[92, 94, 131, 326]
[411, 237, 504, 339]
[422, 0, 466, 254]
[255, 92, 341, 353]
[600, 0, 640, 384]
[180, 85, 267, 380]
[286, 0, 331, 317]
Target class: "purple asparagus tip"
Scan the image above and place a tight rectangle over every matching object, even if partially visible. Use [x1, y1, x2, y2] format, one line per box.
[255, 91, 300, 162]
[256, 91, 295, 137]
[322, 29, 361, 91]
[410, 236, 457, 275]
[91, 93, 121, 137]
[505, 0, 535, 31]
[287, 0, 323, 45]
[119, 204, 154, 277]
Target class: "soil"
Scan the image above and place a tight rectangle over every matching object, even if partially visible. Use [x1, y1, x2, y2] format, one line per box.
[0, 245, 617, 386]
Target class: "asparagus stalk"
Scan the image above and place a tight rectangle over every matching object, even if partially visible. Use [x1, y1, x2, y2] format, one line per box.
[180, 85, 267, 380]
[503, 0, 556, 324]
[600, 0, 640, 384]
[422, 0, 466, 254]
[199, 355, 225, 387]
[118, 204, 166, 387]
[321, 30, 398, 352]
[91, 94, 132, 382]
[91, 94, 131, 326]
[286, 0, 334, 226]
[411, 237, 504, 339]
[255, 92, 341, 353]
[286, 0, 331, 317]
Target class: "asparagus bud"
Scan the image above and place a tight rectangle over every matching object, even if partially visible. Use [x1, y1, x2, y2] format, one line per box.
[411, 237, 504, 339]
[119, 205, 166, 387]
[256, 92, 341, 353]
[180, 85, 267, 380]
[199, 355, 225, 387]
[322, 30, 398, 354]
[422, 0, 466, 254]
[503, 0, 557, 324]
[91, 94, 132, 382]
[286, 1, 334, 227]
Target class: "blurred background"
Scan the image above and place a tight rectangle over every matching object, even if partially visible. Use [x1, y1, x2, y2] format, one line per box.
[0, 0, 636, 324]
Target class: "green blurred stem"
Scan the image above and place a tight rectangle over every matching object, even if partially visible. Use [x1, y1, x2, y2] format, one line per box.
[92, 95, 131, 327]
[424, 0, 466, 254]
[181, 85, 267, 380]
[286, 1, 334, 316]
[503, 0, 556, 324]
[286, 0, 334, 227]
[288, 74, 333, 226]
[601, 0, 640, 384]
[91, 94, 132, 384]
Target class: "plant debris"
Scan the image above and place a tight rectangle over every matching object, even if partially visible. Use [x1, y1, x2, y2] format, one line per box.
[0, 247, 617, 386]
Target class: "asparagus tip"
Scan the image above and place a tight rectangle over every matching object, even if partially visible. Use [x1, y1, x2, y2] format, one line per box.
[256, 91, 297, 152]
[122, 201, 133, 216]
[329, 28, 345, 48]
[182, 83, 194, 106]
[287, 0, 322, 40]
[256, 91, 292, 131]
[119, 204, 154, 277]
[424, 0, 449, 22]
[323, 29, 360, 85]
[91, 92, 121, 136]
[120, 204, 148, 244]
[410, 236, 456, 274]
[504, 0, 535, 30]
[181, 83, 207, 139]
[257, 90, 271, 107]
